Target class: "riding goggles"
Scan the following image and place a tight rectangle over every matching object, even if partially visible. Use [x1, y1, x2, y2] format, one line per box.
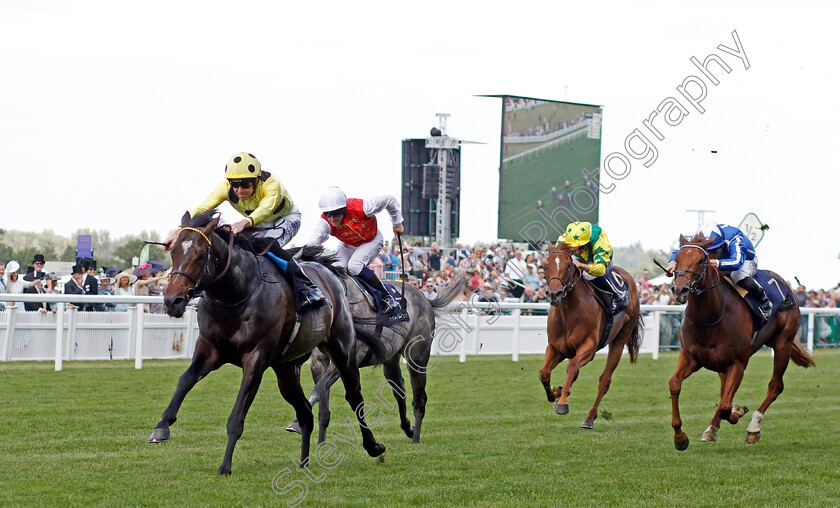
[228, 179, 255, 189]
[324, 208, 346, 218]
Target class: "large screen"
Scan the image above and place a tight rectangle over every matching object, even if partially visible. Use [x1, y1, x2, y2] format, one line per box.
[496, 96, 603, 243]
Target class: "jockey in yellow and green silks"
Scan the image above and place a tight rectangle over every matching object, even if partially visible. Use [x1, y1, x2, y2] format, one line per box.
[557, 221, 625, 314]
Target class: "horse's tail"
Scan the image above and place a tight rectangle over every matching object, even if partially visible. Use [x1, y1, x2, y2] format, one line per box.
[430, 275, 468, 316]
[790, 338, 816, 368]
[351, 318, 387, 365]
[627, 311, 645, 363]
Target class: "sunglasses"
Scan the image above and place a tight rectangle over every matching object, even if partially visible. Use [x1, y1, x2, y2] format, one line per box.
[324, 208, 346, 218]
[34, 262, 45, 265]
[228, 179, 255, 189]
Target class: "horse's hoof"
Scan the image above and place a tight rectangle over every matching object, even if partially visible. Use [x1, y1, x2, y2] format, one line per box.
[218, 465, 231, 476]
[746, 431, 761, 444]
[365, 442, 386, 457]
[286, 420, 301, 434]
[554, 402, 569, 415]
[581, 420, 594, 430]
[675, 436, 689, 451]
[733, 405, 748, 418]
[148, 428, 170, 443]
[700, 425, 719, 442]
[403, 426, 415, 439]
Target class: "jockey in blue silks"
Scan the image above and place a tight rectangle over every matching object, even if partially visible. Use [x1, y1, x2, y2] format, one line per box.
[667, 223, 772, 321]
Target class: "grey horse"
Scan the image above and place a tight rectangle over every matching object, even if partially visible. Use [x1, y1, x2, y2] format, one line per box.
[287, 269, 466, 444]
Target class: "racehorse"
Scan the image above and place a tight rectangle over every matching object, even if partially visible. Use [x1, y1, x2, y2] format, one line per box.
[539, 244, 644, 429]
[669, 234, 815, 450]
[147, 211, 386, 475]
[287, 264, 467, 444]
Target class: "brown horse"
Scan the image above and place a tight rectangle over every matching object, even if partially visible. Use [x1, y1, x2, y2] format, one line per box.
[669, 234, 815, 450]
[539, 244, 644, 429]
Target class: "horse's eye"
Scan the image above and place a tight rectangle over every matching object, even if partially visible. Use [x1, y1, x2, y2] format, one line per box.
[197, 250, 208, 261]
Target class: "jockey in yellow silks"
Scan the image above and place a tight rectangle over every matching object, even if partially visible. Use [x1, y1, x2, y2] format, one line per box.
[171, 152, 324, 311]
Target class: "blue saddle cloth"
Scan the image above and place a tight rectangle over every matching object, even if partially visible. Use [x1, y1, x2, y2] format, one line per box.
[737, 270, 796, 329]
[352, 277, 410, 324]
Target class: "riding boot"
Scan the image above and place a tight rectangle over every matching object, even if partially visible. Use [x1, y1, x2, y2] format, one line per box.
[589, 275, 619, 314]
[265, 245, 326, 312]
[362, 270, 399, 315]
[737, 276, 773, 321]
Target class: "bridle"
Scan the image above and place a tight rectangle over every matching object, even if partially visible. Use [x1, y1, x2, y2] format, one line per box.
[169, 226, 235, 300]
[674, 244, 724, 326]
[546, 250, 581, 300]
[673, 244, 720, 296]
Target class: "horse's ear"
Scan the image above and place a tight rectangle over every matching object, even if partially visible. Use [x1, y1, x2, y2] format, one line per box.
[206, 216, 221, 231]
[180, 211, 191, 226]
[679, 234, 689, 246]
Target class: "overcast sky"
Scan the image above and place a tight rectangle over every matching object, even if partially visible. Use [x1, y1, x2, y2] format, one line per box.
[2, 1, 838, 287]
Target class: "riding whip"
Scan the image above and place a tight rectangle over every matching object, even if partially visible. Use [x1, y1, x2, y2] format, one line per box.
[396, 233, 408, 309]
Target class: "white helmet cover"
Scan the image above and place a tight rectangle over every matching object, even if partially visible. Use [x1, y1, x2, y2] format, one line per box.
[318, 187, 347, 212]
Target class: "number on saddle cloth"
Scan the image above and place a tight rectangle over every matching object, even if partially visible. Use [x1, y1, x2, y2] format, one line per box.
[589, 268, 630, 315]
[729, 270, 796, 327]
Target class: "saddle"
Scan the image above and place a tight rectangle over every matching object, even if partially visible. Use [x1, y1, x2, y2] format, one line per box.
[350, 276, 410, 324]
[585, 267, 631, 350]
[724, 270, 796, 330]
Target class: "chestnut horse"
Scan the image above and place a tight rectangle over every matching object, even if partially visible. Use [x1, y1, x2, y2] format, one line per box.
[539, 244, 644, 429]
[669, 234, 814, 450]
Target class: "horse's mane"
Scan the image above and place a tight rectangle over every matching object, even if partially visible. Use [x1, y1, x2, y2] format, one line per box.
[288, 245, 348, 278]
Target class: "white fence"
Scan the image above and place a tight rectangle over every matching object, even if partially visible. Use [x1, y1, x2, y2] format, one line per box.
[2, 294, 839, 371]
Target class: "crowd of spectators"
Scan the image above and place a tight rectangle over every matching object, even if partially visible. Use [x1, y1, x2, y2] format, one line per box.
[2, 256, 171, 314]
[4, 247, 840, 315]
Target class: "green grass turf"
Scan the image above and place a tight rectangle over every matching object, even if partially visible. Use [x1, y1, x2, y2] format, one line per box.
[499, 134, 601, 241]
[1, 350, 838, 507]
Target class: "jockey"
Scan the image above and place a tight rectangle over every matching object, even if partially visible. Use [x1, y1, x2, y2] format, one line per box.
[307, 186, 404, 314]
[667, 222, 772, 321]
[174, 152, 325, 311]
[557, 221, 625, 314]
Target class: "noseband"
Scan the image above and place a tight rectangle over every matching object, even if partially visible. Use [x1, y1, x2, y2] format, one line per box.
[169, 226, 235, 299]
[546, 250, 581, 299]
[673, 244, 719, 296]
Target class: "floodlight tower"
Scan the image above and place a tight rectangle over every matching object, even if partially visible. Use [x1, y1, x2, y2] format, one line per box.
[426, 113, 459, 247]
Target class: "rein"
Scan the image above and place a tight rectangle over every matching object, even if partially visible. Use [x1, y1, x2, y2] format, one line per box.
[675, 244, 725, 326]
[546, 250, 582, 300]
[169, 226, 236, 298]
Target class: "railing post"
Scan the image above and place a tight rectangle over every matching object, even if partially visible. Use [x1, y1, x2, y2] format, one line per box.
[54, 303, 66, 371]
[652, 310, 661, 360]
[3, 305, 17, 361]
[65, 307, 77, 360]
[184, 305, 197, 358]
[512, 308, 521, 362]
[807, 311, 815, 353]
[134, 306, 144, 369]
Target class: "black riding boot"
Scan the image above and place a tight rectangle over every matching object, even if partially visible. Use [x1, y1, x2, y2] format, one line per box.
[363, 271, 399, 315]
[737, 276, 773, 321]
[590, 275, 619, 314]
[267, 245, 325, 312]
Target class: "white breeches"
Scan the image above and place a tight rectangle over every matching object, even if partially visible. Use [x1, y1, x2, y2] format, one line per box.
[250, 205, 301, 248]
[336, 230, 384, 275]
[728, 257, 757, 283]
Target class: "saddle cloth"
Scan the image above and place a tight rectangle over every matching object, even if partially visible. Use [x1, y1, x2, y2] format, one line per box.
[350, 276, 410, 324]
[724, 270, 796, 328]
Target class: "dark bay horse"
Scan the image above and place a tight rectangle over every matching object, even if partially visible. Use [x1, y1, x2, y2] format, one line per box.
[539, 244, 644, 429]
[148, 211, 386, 475]
[287, 273, 467, 444]
[669, 234, 814, 450]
